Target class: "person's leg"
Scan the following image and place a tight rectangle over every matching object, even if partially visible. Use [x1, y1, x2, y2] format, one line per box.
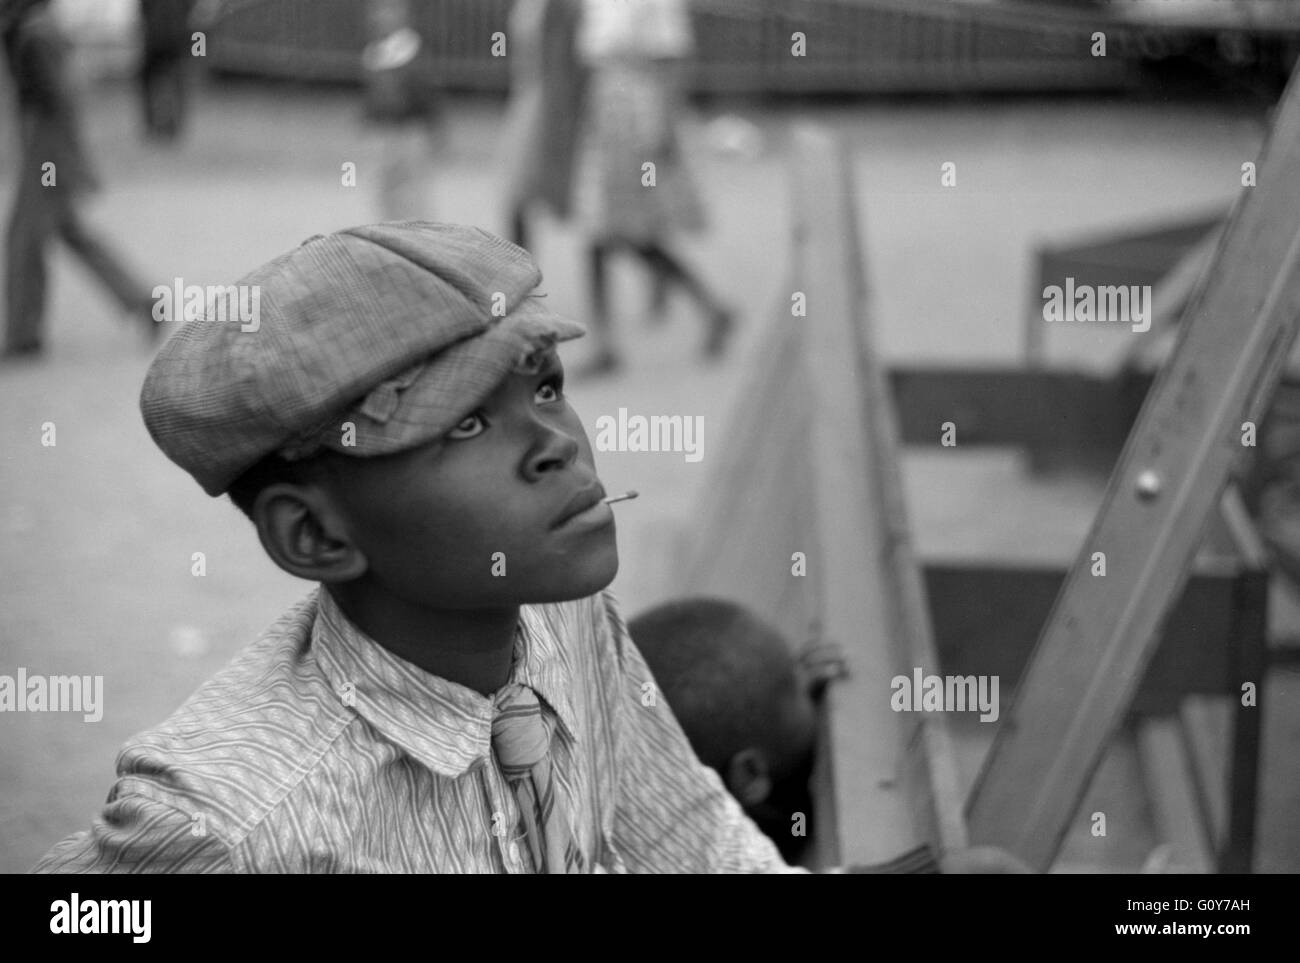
[57, 205, 152, 326]
[141, 49, 177, 140]
[644, 258, 671, 326]
[4, 179, 54, 355]
[634, 241, 733, 358]
[377, 124, 434, 221]
[509, 204, 530, 253]
[139, 56, 155, 135]
[161, 53, 187, 139]
[579, 239, 620, 375]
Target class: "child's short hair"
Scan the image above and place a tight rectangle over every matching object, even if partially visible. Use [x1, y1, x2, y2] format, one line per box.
[630, 597, 807, 771]
[225, 452, 327, 520]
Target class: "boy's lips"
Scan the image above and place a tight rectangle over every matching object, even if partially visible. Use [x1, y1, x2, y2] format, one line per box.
[551, 483, 608, 529]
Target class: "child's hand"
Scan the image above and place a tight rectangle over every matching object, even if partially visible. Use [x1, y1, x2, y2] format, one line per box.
[938, 846, 1034, 874]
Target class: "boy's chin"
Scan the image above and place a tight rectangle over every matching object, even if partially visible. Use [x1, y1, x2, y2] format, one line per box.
[528, 552, 620, 604]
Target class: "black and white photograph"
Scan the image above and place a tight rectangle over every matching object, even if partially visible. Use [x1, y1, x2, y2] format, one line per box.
[0, 0, 1295, 927]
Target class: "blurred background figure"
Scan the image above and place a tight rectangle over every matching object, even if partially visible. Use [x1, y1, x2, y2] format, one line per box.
[574, 0, 733, 376]
[630, 597, 818, 864]
[498, 0, 587, 257]
[2, 0, 152, 359]
[361, 0, 445, 221]
[137, 0, 198, 142]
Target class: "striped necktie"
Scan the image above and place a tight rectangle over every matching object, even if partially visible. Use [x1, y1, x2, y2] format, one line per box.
[491, 683, 584, 873]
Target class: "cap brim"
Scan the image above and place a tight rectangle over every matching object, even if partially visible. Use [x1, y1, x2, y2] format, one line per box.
[319, 298, 586, 458]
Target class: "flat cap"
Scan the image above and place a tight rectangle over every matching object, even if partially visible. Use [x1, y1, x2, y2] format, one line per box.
[140, 222, 585, 496]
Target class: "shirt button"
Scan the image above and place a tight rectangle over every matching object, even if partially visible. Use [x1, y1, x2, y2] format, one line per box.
[508, 842, 520, 863]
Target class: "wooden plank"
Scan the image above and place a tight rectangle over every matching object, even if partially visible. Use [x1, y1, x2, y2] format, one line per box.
[1136, 717, 1213, 873]
[788, 125, 966, 865]
[1218, 486, 1268, 873]
[679, 125, 965, 866]
[966, 66, 1300, 870]
[1029, 212, 1224, 375]
[889, 368, 1129, 451]
[1036, 211, 1224, 292]
[1117, 230, 1226, 377]
[678, 317, 817, 653]
[923, 555, 1251, 706]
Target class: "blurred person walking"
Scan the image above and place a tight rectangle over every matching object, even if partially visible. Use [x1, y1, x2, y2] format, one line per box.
[138, 0, 198, 142]
[2, 0, 153, 359]
[498, 0, 588, 256]
[573, 0, 733, 376]
[361, 0, 445, 221]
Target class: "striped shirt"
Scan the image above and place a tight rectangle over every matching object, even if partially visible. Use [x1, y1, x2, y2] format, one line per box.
[32, 587, 798, 873]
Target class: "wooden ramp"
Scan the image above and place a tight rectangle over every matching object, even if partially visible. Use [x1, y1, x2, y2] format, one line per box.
[675, 126, 966, 868]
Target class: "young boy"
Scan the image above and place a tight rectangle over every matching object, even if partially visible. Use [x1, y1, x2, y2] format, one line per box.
[32, 222, 1027, 874]
[32, 222, 795, 874]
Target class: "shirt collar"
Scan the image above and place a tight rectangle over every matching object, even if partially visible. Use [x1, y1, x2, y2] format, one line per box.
[310, 587, 578, 779]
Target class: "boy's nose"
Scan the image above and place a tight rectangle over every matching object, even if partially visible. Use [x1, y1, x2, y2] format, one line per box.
[523, 423, 580, 480]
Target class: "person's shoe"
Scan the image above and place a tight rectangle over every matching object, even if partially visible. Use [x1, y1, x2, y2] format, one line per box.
[2, 341, 44, 362]
[703, 306, 735, 360]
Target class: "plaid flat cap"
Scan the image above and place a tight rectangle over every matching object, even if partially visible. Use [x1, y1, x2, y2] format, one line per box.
[140, 222, 585, 496]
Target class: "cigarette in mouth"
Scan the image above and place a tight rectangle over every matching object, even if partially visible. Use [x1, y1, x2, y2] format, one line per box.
[602, 491, 639, 506]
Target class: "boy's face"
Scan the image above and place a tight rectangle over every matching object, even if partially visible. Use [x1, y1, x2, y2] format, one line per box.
[320, 349, 619, 608]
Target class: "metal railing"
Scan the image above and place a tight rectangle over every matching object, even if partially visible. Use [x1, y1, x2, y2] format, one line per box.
[206, 0, 1149, 93]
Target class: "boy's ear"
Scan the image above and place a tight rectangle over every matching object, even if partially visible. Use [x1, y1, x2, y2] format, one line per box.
[724, 748, 773, 808]
[252, 482, 369, 583]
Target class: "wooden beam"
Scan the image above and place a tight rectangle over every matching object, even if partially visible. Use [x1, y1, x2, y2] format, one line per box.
[923, 553, 1256, 706]
[787, 125, 966, 865]
[678, 317, 816, 653]
[1218, 486, 1268, 873]
[677, 125, 966, 866]
[889, 361, 1300, 454]
[965, 66, 1300, 870]
[1028, 210, 1224, 371]
[1036, 210, 1224, 293]
[889, 368, 1129, 451]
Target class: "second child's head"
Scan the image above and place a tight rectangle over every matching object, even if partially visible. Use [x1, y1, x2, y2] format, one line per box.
[630, 598, 817, 861]
[141, 223, 619, 611]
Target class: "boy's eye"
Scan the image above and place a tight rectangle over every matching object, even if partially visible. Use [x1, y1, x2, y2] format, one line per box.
[447, 412, 487, 440]
[536, 377, 564, 404]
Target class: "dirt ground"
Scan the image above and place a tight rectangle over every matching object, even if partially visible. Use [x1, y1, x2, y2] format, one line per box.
[1, 78, 1295, 872]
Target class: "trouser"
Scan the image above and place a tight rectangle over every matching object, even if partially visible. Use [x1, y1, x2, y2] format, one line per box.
[140, 49, 186, 139]
[5, 178, 145, 352]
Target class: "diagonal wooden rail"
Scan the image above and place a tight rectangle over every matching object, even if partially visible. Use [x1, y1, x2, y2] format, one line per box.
[677, 124, 966, 866]
[966, 66, 1300, 870]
